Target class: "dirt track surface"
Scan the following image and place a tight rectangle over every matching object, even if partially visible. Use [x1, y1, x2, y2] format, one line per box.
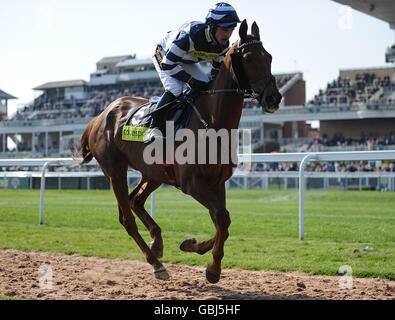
[0, 250, 394, 300]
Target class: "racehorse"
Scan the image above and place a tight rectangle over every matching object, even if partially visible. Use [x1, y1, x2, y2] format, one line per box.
[79, 20, 282, 283]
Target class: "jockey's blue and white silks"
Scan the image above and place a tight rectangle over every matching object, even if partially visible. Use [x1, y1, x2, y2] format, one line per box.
[152, 21, 229, 96]
[160, 22, 229, 80]
[205, 2, 240, 28]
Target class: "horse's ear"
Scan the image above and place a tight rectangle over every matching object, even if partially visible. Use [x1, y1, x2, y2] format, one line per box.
[239, 19, 248, 41]
[251, 21, 260, 40]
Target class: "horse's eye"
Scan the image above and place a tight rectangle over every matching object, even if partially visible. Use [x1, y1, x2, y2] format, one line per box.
[243, 52, 253, 62]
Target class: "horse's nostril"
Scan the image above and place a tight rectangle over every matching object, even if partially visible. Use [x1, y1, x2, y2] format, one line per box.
[265, 96, 276, 106]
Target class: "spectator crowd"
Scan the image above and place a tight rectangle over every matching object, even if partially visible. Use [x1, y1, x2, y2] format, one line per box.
[6, 74, 295, 121]
[309, 72, 394, 106]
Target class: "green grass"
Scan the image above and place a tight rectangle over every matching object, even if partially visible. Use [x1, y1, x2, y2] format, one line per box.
[0, 296, 16, 300]
[0, 189, 394, 279]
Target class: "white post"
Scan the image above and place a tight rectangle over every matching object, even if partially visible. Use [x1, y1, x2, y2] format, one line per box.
[59, 131, 63, 155]
[45, 132, 48, 156]
[264, 177, 268, 190]
[151, 191, 156, 220]
[299, 154, 316, 241]
[324, 177, 329, 189]
[39, 161, 50, 225]
[32, 132, 36, 153]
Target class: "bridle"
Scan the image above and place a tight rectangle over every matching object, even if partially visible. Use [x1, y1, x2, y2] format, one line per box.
[202, 39, 275, 102]
[188, 39, 277, 129]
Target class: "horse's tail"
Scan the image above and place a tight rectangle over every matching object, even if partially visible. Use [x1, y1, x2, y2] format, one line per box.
[79, 119, 95, 164]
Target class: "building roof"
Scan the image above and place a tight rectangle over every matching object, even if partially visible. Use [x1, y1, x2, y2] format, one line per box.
[333, 0, 395, 30]
[97, 55, 134, 65]
[116, 58, 153, 68]
[273, 71, 303, 77]
[339, 65, 395, 72]
[0, 89, 17, 99]
[91, 69, 108, 76]
[33, 79, 88, 90]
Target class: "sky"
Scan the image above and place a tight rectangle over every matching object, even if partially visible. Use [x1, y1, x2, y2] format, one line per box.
[0, 0, 394, 116]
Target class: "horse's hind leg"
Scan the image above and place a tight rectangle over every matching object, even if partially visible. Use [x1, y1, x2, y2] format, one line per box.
[129, 177, 163, 259]
[110, 167, 169, 280]
[179, 193, 216, 255]
[180, 238, 214, 255]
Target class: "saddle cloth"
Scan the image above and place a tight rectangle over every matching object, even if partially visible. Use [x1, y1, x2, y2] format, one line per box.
[120, 98, 193, 143]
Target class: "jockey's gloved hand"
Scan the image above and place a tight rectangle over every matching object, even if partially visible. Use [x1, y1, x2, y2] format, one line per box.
[187, 77, 209, 93]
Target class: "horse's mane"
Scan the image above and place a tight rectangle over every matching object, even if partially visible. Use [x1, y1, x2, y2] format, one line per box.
[206, 41, 239, 92]
[209, 34, 260, 92]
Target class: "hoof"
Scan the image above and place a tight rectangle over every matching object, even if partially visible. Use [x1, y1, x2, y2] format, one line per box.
[205, 268, 220, 284]
[150, 241, 163, 259]
[154, 268, 170, 281]
[179, 238, 197, 252]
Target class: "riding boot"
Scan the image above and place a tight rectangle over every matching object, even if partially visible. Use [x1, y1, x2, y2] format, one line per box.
[145, 91, 176, 143]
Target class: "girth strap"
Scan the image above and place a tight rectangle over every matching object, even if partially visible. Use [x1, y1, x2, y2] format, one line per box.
[163, 161, 178, 187]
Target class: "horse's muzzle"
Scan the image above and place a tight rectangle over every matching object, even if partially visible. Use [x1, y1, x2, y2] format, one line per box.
[259, 92, 282, 113]
[263, 105, 278, 113]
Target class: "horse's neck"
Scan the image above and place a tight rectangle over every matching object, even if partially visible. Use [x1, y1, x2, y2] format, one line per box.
[197, 57, 244, 130]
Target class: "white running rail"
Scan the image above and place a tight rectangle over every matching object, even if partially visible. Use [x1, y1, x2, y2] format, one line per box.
[1, 150, 395, 240]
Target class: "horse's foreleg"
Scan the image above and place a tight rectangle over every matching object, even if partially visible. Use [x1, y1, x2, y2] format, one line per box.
[206, 205, 231, 284]
[111, 174, 169, 280]
[187, 180, 230, 283]
[129, 178, 163, 259]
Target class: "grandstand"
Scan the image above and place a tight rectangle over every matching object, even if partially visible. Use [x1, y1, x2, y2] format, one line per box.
[0, 89, 17, 120]
[0, 54, 305, 157]
[0, 89, 17, 154]
[309, 67, 395, 106]
[1, 57, 394, 158]
[0, 53, 394, 159]
[304, 66, 395, 151]
[1, 0, 394, 184]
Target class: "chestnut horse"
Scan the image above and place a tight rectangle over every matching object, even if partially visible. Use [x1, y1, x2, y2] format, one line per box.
[80, 20, 282, 283]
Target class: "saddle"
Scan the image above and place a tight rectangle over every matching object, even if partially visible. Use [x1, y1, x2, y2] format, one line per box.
[120, 96, 194, 143]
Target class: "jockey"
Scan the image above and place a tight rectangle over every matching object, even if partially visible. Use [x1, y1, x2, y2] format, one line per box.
[148, 2, 240, 141]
